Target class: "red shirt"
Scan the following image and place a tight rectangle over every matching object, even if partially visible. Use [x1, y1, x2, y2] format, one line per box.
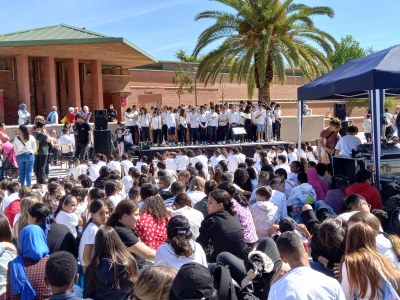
[3, 199, 20, 227]
[135, 212, 169, 250]
[67, 112, 76, 124]
[345, 183, 382, 210]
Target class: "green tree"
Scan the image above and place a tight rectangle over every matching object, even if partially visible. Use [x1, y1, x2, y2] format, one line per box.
[192, 0, 337, 102]
[176, 49, 203, 63]
[328, 35, 367, 69]
[172, 64, 195, 105]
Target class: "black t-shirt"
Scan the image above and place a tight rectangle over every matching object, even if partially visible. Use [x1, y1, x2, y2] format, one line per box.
[75, 121, 91, 144]
[113, 221, 146, 269]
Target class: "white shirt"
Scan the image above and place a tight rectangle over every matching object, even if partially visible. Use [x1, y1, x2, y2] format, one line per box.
[109, 195, 122, 208]
[274, 108, 282, 119]
[189, 113, 200, 128]
[1, 192, 20, 213]
[124, 111, 135, 126]
[270, 190, 288, 220]
[228, 111, 239, 124]
[274, 163, 291, 175]
[269, 267, 345, 300]
[227, 154, 239, 173]
[172, 207, 204, 240]
[13, 135, 36, 156]
[121, 159, 134, 177]
[210, 155, 224, 168]
[192, 155, 209, 180]
[136, 161, 148, 172]
[55, 211, 79, 238]
[58, 134, 75, 151]
[155, 240, 208, 271]
[68, 164, 88, 181]
[151, 116, 162, 130]
[176, 155, 189, 171]
[363, 118, 372, 133]
[122, 175, 134, 193]
[208, 112, 219, 126]
[107, 160, 122, 174]
[237, 153, 246, 164]
[165, 112, 176, 129]
[335, 135, 362, 157]
[287, 152, 298, 164]
[256, 109, 267, 125]
[78, 222, 99, 266]
[88, 163, 101, 182]
[187, 191, 207, 206]
[138, 114, 151, 127]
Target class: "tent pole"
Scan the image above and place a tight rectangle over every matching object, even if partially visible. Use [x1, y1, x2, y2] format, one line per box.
[371, 89, 383, 188]
[297, 100, 303, 160]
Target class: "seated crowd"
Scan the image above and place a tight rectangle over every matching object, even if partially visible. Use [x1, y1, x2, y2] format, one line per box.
[0, 118, 400, 299]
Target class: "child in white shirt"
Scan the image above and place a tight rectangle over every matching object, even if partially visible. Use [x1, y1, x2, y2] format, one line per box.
[120, 153, 134, 177]
[265, 107, 273, 142]
[55, 195, 82, 238]
[68, 158, 88, 182]
[136, 155, 148, 172]
[107, 154, 122, 175]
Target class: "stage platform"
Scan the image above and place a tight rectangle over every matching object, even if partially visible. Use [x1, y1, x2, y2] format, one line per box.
[130, 141, 291, 159]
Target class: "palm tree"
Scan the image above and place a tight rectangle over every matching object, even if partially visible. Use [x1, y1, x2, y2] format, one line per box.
[193, 0, 337, 102]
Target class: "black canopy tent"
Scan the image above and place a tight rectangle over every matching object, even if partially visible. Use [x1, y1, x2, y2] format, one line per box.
[297, 45, 400, 188]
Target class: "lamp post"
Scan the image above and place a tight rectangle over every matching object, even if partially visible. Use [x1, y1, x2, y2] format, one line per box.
[193, 67, 198, 106]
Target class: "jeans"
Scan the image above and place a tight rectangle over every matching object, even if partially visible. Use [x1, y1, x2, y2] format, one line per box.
[190, 127, 200, 143]
[365, 132, 372, 142]
[152, 129, 162, 144]
[34, 154, 48, 184]
[16, 152, 35, 187]
[141, 127, 150, 142]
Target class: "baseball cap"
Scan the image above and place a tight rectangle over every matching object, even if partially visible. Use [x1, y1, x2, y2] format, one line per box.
[170, 263, 215, 300]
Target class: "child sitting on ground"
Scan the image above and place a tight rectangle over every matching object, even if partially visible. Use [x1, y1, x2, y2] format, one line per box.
[107, 154, 122, 175]
[68, 158, 88, 182]
[250, 187, 279, 240]
[136, 155, 148, 172]
[54, 195, 82, 238]
[45, 251, 79, 299]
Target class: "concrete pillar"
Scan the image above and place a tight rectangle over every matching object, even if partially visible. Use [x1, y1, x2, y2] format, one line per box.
[67, 58, 81, 109]
[91, 59, 103, 109]
[16, 55, 31, 112]
[42, 56, 57, 115]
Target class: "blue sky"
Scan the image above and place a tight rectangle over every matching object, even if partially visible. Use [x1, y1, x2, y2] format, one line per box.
[1, 0, 399, 61]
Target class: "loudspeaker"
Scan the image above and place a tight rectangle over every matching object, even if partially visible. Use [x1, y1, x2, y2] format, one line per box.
[93, 129, 112, 156]
[334, 103, 347, 121]
[139, 141, 151, 150]
[339, 120, 348, 137]
[94, 109, 108, 130]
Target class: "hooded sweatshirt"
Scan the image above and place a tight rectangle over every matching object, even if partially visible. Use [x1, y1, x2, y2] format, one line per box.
[250, 201, 279, 240]
[288, 183, 317, 223]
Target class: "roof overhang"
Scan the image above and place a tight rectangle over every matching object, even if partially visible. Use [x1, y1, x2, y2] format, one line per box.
[0, 38, 157, 69]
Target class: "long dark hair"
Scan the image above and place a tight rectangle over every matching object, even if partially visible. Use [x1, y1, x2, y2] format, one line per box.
[141, 195, 169, 224]
[209, 189, 235, 216]
[0, 214, 12, 242]
[54, 195, 76, 218]
[233, 168, 253, 192]
[217, 182, 249, 207]
[107, 200, 138, 227]
[86, 226, 138, 293]
[18, 124, 29, 141]
[167, 215, 193, 257]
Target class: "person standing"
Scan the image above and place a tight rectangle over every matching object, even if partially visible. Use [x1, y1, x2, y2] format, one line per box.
[318, 117, 341, 164]
[227, 105, 238, 143]
[46, 106, 59, 124]
[13, 125, 36, 187]
[207, 107, 218, 144]
[18, 103, 30, 125]
[138, 107, 151, 143]
[151, 109, 162, 146]
[199, 106, 208, 145]
[217, 107, 229, 144]
[243, 105, 252, 143]
[177, 109, 188, 145]
[255, 104, 267, 142]
[66, 107, 76, 124]
[83, 105, 92, 123]
[274, 103, 282, 141]
[270, 101, 276, 140]
[74, 113, 92, 160]
[107, 104, 118, 122]
[363, 114, 372, 143]
[189, 107, 200, 145]
[32, 122, 49, 184]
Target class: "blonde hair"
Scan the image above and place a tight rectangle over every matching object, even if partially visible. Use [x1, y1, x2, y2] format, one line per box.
[329, 117, 342, 128]
[14, 196, 39, 240]
[189, 176, 206, 192]
[134, 266, 177, 300]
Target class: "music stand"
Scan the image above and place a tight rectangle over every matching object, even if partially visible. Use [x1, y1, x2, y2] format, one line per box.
[232, 127, 247, 146]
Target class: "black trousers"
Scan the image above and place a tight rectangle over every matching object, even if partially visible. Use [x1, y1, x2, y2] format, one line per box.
[200, 123, 207, 143]
[190, 127, 200, 143]
[244, 120, 252, 141]
[275, 119, 282, 140]
[152, 129, 162, 144]
[141, 127, 150, 142]
[178, 125, 187, 143]
[75, 142, 87, 160]
[218, 125, 228, 142]
[34, 154, 48, 184]
[162, 124, 168, 142]
[209, 126, 217, 143]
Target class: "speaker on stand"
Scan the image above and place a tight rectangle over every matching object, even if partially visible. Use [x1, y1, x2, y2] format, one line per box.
[93, 129, 112, 156]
